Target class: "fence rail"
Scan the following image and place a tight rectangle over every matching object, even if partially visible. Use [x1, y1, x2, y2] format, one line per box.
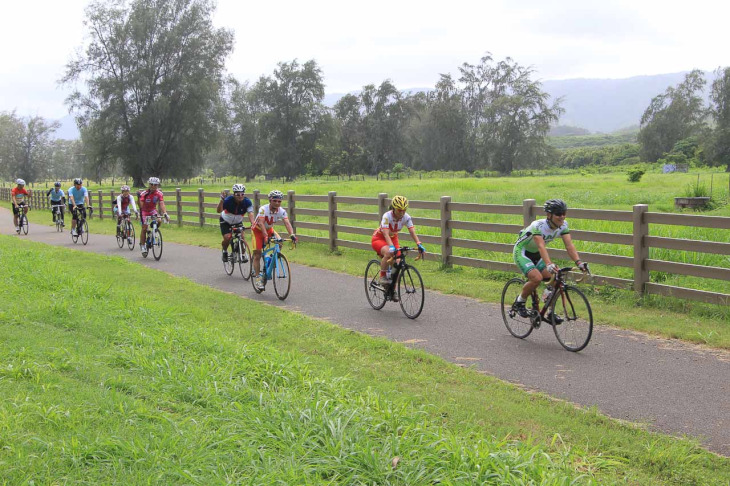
[2, 187, 728, 305]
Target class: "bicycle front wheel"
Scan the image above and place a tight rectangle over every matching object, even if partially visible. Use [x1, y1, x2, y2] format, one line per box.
[397, 264, 424, 319]
[552, 285, 593, 352]
[223, 243, 235, 275]
[152, 229, 163, 260]
[364, 260, 386, 310]
[126, 222, 135, 250]
[56, 216, 63, 232]
[116, 225, 124, 248]
[80, 220, 89, 245]
[20, 214, 29, 234]
[272, 253, 291, 300]
[238, 239, 252, 280]
[500, 278, 534, 339]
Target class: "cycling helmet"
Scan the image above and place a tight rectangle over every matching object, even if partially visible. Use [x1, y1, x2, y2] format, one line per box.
[148, 177, 160, 185]
[268, 189, 284, 200]
[391, 195, 409, 210]
[120, 185, 130, 191]
[232, 183, 245, 193]
[16, 178, 26, 185]
[543, 199, 568, 214]
[73, 178, 83, 185]
[54, 181, 61, 187]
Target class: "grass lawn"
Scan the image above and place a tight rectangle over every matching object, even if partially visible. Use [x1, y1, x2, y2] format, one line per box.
[1, 236, 728, 484]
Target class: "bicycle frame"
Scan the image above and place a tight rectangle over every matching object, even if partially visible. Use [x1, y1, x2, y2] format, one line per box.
[261, 238, 287, 281]
[382, 247, 420, 297]
[528, 267, 579, 326]
[145, 216, 161, 245]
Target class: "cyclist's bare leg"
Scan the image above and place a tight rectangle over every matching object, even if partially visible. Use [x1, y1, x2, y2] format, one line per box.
[140, 223, 148, 245]
[380, 247, 395, 273]
[520, 268, 550, 300]
[222, 233, 232, 252]
[252, 249, 262, 275]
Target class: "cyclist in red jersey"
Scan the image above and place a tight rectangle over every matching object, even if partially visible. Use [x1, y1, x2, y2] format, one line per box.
[137, 177, 168, 255]
[371, 195, 425, 285]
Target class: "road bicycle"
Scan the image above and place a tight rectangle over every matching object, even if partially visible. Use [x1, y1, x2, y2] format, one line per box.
[116, 213, 136, 250]
[51, 204, 65, 232]
[71, 206, 92, 245]
[252, 236, 293, 300]
[364, 246, 425, 319]
[15, 203, 30, 235]
[142, 214, 165, 260]
[501, 266, 593, 352]
[223, 224, 252, 280]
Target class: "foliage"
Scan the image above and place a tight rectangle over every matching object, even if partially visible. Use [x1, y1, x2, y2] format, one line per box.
[627, 167, 645, 182]
[683, 176, 710, 197]
[638, 70, 708, 162]
[62, 0, 234, 186]
[549, 130, 638, 149]
[0, 112, 59, 182]
[556, 143, 640, 168]
[706, 66, 730, 171]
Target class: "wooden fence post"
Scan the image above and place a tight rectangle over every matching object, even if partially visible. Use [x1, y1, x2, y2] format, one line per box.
[287, 190, 295, 233]
[523, 199, 536, 226]
[198, 188, 205, 227]
[440, 195, 452, 268]
[253, 190, 260, 214]
[377, 193, 388, 219]
[98, 190, 104, 219]
[633, 204, 649, 295]
[328, 191, 337, 251]
[110, 190, 116, 222]
[176, 188, 182, 226]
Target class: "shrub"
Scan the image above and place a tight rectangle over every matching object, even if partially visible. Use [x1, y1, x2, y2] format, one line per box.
[627, 168, 645, 182]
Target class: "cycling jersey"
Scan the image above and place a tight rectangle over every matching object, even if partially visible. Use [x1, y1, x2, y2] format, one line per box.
[373, 210, 414, 238]
[11, 187, 29, 204]
[254, 204, 288, 230]
[116, 194, 137, 213]
[68, 186, 88, 205]
[139, 189, 164, 213]
[514, 219, 569, 253]
[47, 188, 65, 202]
[220, 195, 253, 225]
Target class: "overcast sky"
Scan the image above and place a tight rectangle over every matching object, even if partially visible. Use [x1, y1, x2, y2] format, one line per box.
[2, 0, 729, 120]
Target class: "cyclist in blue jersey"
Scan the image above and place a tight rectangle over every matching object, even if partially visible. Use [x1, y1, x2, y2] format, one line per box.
[46, 182, 66, 225]
[68, 178, 90, 237]
[512, 199, 589, 320]
[216, 183, 256, 262]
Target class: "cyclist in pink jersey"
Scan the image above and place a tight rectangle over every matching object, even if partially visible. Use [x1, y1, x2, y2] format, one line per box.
[137, 177, 169, 255]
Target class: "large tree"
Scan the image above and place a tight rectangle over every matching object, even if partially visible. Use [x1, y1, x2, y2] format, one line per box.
[0, 112, 59, 183]
[707, 66, 730, 171]
[225, 80, 267, 182]
[638, 70, 708, 162]
[62, 0, 233, 186]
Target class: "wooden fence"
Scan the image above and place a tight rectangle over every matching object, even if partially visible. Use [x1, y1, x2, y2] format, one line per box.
[3, 187, 728, 305]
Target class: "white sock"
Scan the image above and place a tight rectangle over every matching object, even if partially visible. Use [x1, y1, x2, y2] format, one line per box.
[516, 295, 526, 303]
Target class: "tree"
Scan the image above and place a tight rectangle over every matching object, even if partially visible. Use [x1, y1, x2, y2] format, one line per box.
[62, 0, 233, 186]
[333, 93, 365, 176]
[638, 70, 708, 162]
[225, 80, 267, 181]
[0, 112, 59, 183]
[707, 66, 730, 171]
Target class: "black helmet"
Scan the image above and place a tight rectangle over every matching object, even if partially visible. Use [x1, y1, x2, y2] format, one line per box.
[54, 181, 61, 187]
[73, 178, 83, 185]
[543, 199, 567, 214]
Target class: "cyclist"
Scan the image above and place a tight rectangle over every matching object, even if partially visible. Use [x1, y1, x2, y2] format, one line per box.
[252, 189, 297, 290]
[11, 179, 31, 233]
[371, 195, 425, 286]
[216, 183, 255, 262]
[512, 199, 589, 322]
[46, 182, 66, 225]
[113, 185, 139, 236]
[137, 177, 169, 256]
[68, 178, 90, 237]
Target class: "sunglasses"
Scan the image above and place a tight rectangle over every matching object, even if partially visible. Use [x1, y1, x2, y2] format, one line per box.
[552, 212, 566, 217]
[234, 192, 245, 196]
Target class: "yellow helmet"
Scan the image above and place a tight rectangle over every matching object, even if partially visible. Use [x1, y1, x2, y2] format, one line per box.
[391, 195, 409, 210]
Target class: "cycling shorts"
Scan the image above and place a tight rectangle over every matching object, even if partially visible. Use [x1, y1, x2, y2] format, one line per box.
[252, 226, 275, 251]
[513, 247, 546, 276]
[12, 204, 27, 216]
[220, 219, 244, 237]
[371, 233, 399, 255]
[141, 210, 158, 224]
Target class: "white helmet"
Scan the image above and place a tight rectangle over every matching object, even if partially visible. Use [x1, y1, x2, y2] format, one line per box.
[232, 184, 245, 193]
[121, 185, 130, 191]
[16, 178, 26, 185]
[148, 177, 160, 185]
[268, 189, 284, 200]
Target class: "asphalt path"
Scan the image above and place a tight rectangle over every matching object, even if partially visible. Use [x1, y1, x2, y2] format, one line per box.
[3, 208, 729, 455]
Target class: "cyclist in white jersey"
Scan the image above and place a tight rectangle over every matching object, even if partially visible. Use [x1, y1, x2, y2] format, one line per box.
[251, 190, 297, 290]
[512, 199, 588, 320]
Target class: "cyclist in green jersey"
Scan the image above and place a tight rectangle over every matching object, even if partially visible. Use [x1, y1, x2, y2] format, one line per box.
[512, 199, 589, 320]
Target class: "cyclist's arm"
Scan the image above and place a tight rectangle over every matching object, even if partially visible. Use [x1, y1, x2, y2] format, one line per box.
[255, 217, 267, 235]
[406, 226, 421, 247]
[561, 233, 581, 264]
[216, 192, 225, 213]
[69, 193, 76, 207]
[534, 235, 552, 267]
[282, 217, 295, 239]
[11, 193, 17, 207]
[83, 190, 90, 207]
[158, 200, 167, 215]
[247, 210, 256, 227]
[130, 197, 138, 213]
[381, 227, 395, 248]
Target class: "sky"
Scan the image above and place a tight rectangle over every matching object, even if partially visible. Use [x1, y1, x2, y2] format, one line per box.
[2, 0, 729, 120]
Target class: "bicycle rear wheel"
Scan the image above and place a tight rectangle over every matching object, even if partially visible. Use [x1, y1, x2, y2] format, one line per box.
[238, 239, 252, 280]
[364, 260, 387, 310]
[397, 264, 424, 319]
[152, 229, 163, 260]
[224, 241, 235, 275]
[80, 220, 89, 245]
[125, 221, 135, 250]
[500, 278, 534, 339]
[552, 285, 593, 352]
[272, 253, 291, 300]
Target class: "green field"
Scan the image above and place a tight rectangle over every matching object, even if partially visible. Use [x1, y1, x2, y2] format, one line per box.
[1, 236, 728, 484]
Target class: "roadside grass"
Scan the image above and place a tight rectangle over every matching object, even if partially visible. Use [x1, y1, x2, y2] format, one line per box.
[5, 198, 728, 349]
[1, 236, 728, 484]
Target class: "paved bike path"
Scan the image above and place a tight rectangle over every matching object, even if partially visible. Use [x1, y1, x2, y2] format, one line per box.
[2, 209, 729, 455]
